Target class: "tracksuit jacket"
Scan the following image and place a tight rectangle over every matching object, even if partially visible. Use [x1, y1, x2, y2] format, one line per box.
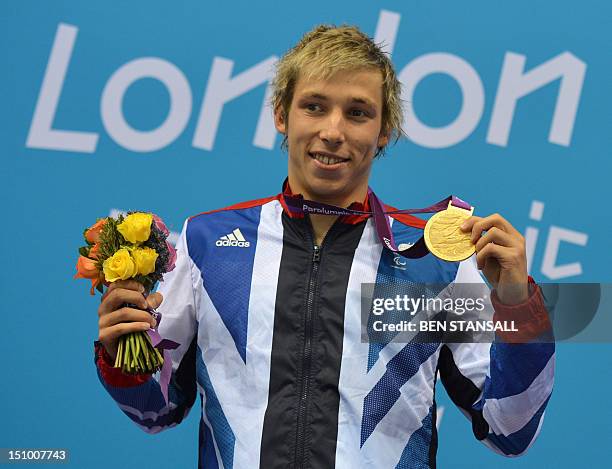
[95, 184, 555, 468]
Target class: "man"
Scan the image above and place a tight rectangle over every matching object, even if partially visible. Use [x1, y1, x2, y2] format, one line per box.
[95, 25, 554, 468]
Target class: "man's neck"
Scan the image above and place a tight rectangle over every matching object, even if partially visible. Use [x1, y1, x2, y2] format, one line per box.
[306, 193, 364, 246]
[286, 181, 368, 246]
[310, 213, 337, 246]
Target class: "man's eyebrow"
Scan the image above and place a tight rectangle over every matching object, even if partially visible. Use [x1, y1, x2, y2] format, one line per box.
[351, 97, 376, 107]
[299, 92, 376, 107]
[300, 92, 328, 100]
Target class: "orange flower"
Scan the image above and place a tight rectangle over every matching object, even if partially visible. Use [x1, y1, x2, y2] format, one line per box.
[89, 243, 101, 260]
[85, 219, 106, 244]
[74, 255, 99, 280]
[89, 275, 104, 296]
[75, 256, 104, 295]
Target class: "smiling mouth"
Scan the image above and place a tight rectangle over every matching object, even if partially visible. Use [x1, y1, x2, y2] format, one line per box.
[309, 152, 349, 166]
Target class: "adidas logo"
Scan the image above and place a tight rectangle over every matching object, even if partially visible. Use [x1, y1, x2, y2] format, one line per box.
[215, 228, 251, 248]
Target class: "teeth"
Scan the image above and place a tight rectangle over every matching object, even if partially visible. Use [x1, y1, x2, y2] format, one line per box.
[312, 153, 344, 165]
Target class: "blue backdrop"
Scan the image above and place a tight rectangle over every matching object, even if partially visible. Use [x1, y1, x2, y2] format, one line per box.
[1, 0, 610, 467]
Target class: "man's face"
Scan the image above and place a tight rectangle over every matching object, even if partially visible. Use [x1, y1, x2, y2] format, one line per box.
[275, 68, 389, 206]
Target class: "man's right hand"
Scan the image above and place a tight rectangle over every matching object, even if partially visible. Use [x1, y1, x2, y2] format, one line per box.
[97, 279, 163, 362]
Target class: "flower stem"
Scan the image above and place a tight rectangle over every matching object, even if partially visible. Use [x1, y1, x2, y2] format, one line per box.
[124, 336, 131, 373]
[114, 340, 123, 368]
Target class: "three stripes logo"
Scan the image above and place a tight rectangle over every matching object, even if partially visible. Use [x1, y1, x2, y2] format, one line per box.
[215, 228, 251, 248]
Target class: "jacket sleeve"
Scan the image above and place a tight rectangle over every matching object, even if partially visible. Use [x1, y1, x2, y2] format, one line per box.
[94, 219, 200, 434]
[438, 259, 555, 457]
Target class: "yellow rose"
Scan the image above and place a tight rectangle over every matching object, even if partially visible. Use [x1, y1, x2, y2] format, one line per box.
[131, 247, 159, 276]
[117, 213, 153, 244]
[103, 248, 137, 282]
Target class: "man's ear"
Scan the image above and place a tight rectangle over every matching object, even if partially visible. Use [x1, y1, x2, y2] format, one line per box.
[274, 106, 287, 134]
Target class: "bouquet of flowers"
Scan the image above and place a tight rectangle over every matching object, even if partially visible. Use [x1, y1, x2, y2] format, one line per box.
[75, 212, 177, 376]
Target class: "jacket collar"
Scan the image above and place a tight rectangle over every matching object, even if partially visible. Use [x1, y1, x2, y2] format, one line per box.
[278, 179, 371, 225]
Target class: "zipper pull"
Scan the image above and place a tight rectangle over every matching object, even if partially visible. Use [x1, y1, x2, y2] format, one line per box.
[312, 244, 321, 263]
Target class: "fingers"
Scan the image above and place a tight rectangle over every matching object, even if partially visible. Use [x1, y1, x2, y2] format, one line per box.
[461, 213, 519, 243]
[98, 321, 153, 347]
[99, 287, 148, 317]
[475, 241, 523, 271]
[96, 280, 162, 362]
[473, 225, 523, 270]
[473, 226, 514, 252]
[97, 303, 155, 361]
[99, 305, 157, 329]
[472, 222, 524, 270]
[476, 242, 504, 270]
[101, 279, 144, 303]
[146, 292, 163, 310]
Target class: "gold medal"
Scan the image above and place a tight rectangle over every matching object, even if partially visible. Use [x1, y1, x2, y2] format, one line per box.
[424, 201, 475, 261]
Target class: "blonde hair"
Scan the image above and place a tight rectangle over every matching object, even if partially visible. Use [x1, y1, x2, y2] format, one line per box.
[271, 24, 405, 157]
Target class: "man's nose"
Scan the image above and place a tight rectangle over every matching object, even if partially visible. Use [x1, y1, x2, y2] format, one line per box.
[319, 109, 346, 145]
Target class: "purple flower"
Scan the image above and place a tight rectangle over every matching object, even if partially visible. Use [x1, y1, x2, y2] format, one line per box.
[166, 240, 177, 272]
[152, 214, 170, 237]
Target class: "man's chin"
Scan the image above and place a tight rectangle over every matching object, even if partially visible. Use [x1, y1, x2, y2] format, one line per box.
[304, 182, 354, 204]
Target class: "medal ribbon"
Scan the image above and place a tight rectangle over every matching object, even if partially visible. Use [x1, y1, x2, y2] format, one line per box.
[145, 308, 179, 405]
[283, 190, 471, 258]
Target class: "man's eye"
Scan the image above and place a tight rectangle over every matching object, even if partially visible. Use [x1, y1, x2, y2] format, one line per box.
[305, 103, 322, 112]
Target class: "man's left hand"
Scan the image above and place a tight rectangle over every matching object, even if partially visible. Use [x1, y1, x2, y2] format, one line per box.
[460, 213, 529, 305]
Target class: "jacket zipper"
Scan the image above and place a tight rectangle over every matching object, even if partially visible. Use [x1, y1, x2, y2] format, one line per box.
[294, 235, 323, 467]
